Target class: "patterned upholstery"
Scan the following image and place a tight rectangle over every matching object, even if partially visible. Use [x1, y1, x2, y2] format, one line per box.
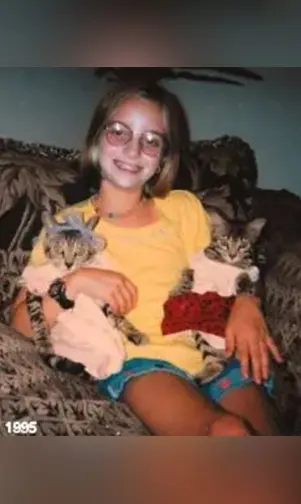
[1, 135, 301, 435]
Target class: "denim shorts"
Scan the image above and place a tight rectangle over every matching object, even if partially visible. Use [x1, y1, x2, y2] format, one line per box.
[97, 357, 274, 403]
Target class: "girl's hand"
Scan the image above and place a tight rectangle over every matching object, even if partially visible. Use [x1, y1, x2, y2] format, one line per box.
[66, 267, 138, 315]
[225, 295, 283, 384]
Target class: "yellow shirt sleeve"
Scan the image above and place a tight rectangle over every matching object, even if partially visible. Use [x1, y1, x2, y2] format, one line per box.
[160, 190, 211, 257]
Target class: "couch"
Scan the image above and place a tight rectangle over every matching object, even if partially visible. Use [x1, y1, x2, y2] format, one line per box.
[1, 136, 300, 435]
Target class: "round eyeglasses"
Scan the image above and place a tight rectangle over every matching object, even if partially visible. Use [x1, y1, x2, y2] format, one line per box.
[103, 121, 168, 157]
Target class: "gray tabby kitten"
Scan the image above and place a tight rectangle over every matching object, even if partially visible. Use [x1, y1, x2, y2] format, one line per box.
[205, 209, 266, 295]
[26, 212, 147, 375]
[170, 208, 267, 383]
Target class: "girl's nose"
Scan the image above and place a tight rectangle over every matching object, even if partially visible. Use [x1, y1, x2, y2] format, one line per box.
[122, 137, 141, 158]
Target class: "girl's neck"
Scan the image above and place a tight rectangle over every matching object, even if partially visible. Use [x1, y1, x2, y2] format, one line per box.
[93, 180, 144, 217]
[91, 180, 158, 228]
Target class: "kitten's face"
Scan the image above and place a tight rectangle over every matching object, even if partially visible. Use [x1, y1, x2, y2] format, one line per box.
[205, 210, 266, 268]
[43, 230, 99, 271]
[206, 233, 253, 267]
[41, 212, 105, 271]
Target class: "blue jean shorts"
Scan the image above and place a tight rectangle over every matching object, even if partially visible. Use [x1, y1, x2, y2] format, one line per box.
[97, 357, 274, 403]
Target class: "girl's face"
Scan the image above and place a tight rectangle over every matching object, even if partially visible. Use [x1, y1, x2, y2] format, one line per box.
[98, 96, 168, 190]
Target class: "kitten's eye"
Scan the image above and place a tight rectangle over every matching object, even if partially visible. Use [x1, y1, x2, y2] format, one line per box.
[219, 237, 229, 248]
[240, 238, 249, 248]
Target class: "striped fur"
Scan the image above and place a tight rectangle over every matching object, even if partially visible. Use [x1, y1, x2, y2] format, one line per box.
[170, 209, 266, 384]
[26, 212, 148, 376]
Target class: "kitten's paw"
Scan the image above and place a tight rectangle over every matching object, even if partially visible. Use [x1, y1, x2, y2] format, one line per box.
[247, 266, 260, 282]
[128, 332, 148, 346]
[40, 353, 60, 370]
[42, 354, 85, 375]
[195, 361, 226, 384]
[138, 333, 149, 345]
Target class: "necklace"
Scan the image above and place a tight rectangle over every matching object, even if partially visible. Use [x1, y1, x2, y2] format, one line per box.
[91, 194, 145, 220]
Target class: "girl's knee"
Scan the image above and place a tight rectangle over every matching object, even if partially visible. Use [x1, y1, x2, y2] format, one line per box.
[208, 414, 252, 436]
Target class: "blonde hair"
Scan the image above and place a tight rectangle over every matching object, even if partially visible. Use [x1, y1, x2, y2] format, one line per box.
[81, 82, 190, 198]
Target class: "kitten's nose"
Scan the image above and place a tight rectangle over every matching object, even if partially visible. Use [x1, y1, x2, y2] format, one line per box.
[65, 262, 72, 269]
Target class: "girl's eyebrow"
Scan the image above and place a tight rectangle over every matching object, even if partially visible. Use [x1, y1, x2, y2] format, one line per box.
[106, 119, 166, 137]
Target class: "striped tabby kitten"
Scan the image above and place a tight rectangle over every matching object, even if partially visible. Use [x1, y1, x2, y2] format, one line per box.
[204, 209, 266, 294]
[26, 212, 147, 375]
[171, 209, 267, 383]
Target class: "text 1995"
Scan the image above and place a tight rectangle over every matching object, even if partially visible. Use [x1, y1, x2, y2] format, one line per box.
[4, 421, 38, 435]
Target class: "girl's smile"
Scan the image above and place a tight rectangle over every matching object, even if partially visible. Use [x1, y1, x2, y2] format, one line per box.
[98, 96, 166, 190]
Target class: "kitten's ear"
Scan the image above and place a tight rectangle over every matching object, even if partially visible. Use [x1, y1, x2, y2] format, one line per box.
[65, 209, 85, 224]
[71, 210, 85, 221]
[86, 215, 100, 231]
[246, 218, 267, 243]
[206, 209, 228, 235]
[41, 211, 58, 229]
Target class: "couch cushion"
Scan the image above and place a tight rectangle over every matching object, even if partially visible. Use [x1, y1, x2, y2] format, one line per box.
[0, 138, 94, 322]
[0, 323, 149, 435]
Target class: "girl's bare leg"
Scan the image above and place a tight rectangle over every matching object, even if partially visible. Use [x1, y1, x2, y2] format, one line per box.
[219, 384, 280, 435]
[121, 371, 251, 436]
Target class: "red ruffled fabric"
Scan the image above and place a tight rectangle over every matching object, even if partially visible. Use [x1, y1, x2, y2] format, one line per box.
[161, 291, 235, 338]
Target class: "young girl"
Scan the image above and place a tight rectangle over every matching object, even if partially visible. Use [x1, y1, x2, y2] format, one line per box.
[11, 82, 282, 435]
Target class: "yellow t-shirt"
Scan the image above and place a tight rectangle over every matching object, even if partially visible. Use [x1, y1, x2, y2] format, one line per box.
[30, 190, 211, 376]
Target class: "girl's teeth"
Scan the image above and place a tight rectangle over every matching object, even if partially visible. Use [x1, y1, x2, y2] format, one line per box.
[117, 161, 139, 172]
